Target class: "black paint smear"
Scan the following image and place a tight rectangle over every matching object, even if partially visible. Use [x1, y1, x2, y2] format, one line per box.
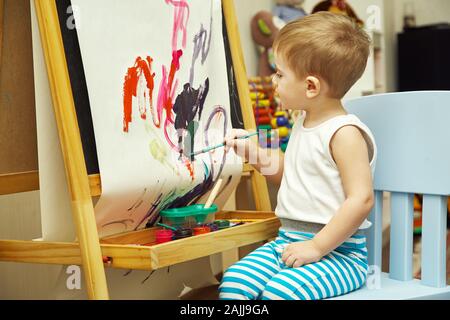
[173, 79, 209, 129]
[167, 166, 214, 209]
[173, 78, 209, 158]
[127, 188, 147, 211]
[143, 193, 164, 229]
[102, 219, 134, 230]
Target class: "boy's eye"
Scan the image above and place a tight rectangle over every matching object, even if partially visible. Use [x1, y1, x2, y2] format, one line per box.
[271, 71, 283, 84]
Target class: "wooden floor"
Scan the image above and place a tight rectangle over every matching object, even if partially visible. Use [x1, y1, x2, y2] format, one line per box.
[180, 284, 220, 300]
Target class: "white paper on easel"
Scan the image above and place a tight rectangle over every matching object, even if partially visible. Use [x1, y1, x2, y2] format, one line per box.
[71, 0, 242, 237]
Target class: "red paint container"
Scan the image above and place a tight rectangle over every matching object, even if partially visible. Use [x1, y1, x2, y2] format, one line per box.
[156, 229, 174, 244]
[102, 256, 112, 264]
[193, 226, 211, 236]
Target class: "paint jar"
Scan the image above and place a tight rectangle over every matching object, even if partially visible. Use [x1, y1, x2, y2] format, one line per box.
[172, 228, 193, 241]
[155, 229, 174, 244]
[205, 222, 219, 232]
[214, 220, 230, 230]
[192, 225, 211, 236]
[160, 204, 218, 229]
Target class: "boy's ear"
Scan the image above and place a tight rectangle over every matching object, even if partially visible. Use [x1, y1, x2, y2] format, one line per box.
[305, 76, 320, 98]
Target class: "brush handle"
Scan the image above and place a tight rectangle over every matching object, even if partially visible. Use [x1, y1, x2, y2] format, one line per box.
[192, 132, 258, 156]
[156, 222, 177, 231]
[204, 178, 223, 209]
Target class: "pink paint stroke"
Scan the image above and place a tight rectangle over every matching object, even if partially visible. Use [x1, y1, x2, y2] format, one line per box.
[165, 0, 190, 52]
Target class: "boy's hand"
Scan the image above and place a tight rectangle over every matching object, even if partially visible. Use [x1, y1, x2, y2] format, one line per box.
[282, 240, 324, 268]
[224, 129, 258, 161]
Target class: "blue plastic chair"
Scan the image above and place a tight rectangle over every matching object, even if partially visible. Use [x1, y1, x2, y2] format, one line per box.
[332, 91, 450, 299]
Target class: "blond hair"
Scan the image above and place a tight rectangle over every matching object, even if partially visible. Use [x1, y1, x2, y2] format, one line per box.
[273, 11, 371, 98]
[276, 0, 305, 8]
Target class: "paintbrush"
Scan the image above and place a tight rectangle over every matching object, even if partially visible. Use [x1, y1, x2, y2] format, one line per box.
[204, 178, 223, 209]
[190, 132, 258, 157]
[156, 222, 178, 231]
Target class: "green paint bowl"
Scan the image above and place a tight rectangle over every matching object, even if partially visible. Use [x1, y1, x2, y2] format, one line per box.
[160, 204, 218, 229]
[214, 220, 231, 230]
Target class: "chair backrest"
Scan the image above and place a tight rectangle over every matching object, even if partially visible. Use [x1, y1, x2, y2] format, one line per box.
[345, 91, 450, 288]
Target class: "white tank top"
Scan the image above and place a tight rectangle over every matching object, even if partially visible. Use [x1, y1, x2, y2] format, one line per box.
[275, 113, 377, 229]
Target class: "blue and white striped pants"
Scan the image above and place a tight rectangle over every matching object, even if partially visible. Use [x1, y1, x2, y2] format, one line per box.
[219, 229, 368, 300]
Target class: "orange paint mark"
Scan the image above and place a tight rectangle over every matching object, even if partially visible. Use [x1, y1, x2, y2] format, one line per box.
[123, 56, 155, 132]
[181, 156, 195, 180]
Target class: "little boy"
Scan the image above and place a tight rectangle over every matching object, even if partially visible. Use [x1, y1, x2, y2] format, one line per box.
[219, 12, 377, 300]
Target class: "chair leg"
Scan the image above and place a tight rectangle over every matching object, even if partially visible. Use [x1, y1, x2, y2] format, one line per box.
[389, 192, 414, 281]
[421, 195, 447, 287]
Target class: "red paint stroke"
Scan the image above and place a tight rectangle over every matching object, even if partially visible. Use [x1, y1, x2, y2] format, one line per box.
[182, 156, 195, 180]
[123, 56, 156, 132]
[122, 0, 197, 180]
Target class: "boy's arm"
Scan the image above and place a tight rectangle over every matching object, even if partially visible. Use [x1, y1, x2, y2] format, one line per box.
[311, 125, 374, 256]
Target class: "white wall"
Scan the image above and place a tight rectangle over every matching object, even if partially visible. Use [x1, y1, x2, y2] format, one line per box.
[303, 0, 384, 28]
[393, 0, 450, 33]
[384, 0, 450, 92]
[0, 191, 63, 299]
[383, 0, 396, 92]
[234, 0, 274, 76]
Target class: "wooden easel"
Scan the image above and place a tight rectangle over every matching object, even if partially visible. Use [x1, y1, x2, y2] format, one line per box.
[0, 1, 4, 75]
[0, 0, 279, 300]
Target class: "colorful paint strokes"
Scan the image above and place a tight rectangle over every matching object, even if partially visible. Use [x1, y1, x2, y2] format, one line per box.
[72, 0, 241, 237]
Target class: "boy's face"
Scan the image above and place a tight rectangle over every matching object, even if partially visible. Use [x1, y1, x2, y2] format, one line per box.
[272, 55, 306, 110]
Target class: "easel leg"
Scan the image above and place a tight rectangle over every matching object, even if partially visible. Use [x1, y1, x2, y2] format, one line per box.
[0, 0, 5, 76]
[34, 0, 109, 299]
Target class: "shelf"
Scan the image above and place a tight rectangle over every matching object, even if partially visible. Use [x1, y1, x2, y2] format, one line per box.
[0, 171, 40, 195]
[0, 210, 280, 271]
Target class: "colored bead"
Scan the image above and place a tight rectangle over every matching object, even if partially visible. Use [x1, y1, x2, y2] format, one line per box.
[278, 126, 289, 138]
[276, 116, 289, 126]
[271, 118, 278, 128]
